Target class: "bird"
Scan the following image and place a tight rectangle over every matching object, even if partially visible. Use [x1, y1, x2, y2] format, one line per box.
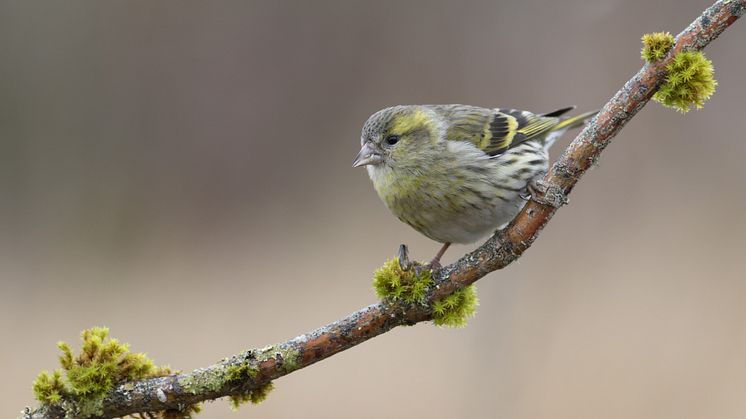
[353, 104, 596, 268]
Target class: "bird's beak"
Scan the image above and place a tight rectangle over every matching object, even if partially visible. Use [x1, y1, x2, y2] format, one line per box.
[352, 143, 383, 167]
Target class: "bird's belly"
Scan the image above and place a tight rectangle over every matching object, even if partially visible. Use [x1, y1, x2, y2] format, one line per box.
[415, 195, 523, 244]
[370, 140, 547, 245]
[382, 183, 525, 244]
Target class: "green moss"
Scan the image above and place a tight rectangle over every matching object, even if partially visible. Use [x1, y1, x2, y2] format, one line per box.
[431, 285, 478, 328]
[227, 382, 275, 410]
[32, 327, 188, 419]
[373, 258, 432, 303]
[653, 50, 717, 112]
[57, 328, 163, 400]
[224, 363, 258, 382]
[640, 31, 717, 112]
[641, 31, 674, 61]
[35, 328, 284, 416]
[372, 258, 479, 327]
[32, 370, 66, 405]
[221, 360, 275, 409]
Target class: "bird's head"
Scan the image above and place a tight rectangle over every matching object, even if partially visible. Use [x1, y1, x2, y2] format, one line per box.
[353, 105, 442, 172]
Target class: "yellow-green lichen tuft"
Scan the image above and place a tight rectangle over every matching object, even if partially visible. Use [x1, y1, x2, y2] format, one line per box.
[32, 327, 187, 418]
[653, 50, 717, 113]
[641, 31, 674, 61]
[181, 348, 287, 411]
[432, 285, 478, 328]
[372, 258, 432, 303]
[274, 346, 300, 373]
[227, 382, 275, 410]
[224, 363, 259, 382]
[179, 366, 228, 395]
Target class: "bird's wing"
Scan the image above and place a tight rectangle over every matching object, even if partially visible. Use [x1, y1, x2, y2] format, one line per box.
[432, 105, 569, 157]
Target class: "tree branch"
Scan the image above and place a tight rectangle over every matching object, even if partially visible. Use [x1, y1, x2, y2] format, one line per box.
[24, 1, 745, 417]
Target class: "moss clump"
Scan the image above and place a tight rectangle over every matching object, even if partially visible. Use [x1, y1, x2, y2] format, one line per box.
[432, 285, 478, 328]
[223, 362, 274, 410]
[227, 382, 275, 410]
[57, 328, 167, 399]
[641, 31, 674, 61]
[372, 258, 479, 327]
[224, 363, 258, 382]
[31, 327, 195, 418]
[653, 50, 717, 112]
[372, 258, 432, 303]
[32, 369, 65, 405]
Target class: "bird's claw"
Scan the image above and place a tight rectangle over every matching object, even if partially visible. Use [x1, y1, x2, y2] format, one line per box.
[398, 243, 442, 275]
[397, 244, 412, 271]
[520, 175, 545, 201]
[527, 177, 568, 208]
[425, 259, 442, 271]
[527, 178, 543, 199]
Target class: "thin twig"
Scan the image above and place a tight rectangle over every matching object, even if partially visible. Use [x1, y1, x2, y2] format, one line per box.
[25, 1, 745, 417]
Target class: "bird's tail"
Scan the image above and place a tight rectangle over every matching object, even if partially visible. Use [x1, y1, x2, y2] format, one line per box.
[552, 109, 599, 131]
[538, 107, 598, 149]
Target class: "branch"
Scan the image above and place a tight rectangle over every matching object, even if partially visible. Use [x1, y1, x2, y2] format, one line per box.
[24, 1, 744, 417]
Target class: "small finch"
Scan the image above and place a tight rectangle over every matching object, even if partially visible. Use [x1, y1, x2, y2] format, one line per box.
[353, 104, 596, 267]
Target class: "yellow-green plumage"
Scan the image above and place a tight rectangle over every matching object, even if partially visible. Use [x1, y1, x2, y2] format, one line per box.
[354, 104, 596, 247]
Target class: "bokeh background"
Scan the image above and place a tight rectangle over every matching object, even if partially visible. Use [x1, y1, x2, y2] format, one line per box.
[2, 1, 745, 418]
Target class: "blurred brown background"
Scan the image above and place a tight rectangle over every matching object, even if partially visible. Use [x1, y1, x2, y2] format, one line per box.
[1, 1, 745, 418]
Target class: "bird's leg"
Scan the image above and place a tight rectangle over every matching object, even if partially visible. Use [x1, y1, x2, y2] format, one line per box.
[427, 242, 451, 270]
[398, 242, 450, 275]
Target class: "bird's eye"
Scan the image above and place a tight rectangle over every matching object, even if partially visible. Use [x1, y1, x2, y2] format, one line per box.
[385, 135, 400, 145]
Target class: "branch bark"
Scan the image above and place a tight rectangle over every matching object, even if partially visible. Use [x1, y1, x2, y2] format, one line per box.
[25, 1, 745, 417]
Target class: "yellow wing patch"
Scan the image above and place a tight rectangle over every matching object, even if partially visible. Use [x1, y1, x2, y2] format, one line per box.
[434, 105, 575, 157]
[486, 112, 519, 154]
[485, 108, 562, 155]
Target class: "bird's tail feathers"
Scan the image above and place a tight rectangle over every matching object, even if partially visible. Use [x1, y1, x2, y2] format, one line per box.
[540, 109, 598, 149]
[541, 106, 576, 118]
[553, 109, 599, 131]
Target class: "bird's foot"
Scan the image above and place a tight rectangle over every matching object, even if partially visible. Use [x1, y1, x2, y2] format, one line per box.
[426, 242, 450, 271]
[397, 244, 413, 271]
[520, 174, 546, 201]
[425, 258, 442, 271]
[527, 178, 542, 199]
[526, 177, 568, 208]
[397, 244, 440, 276]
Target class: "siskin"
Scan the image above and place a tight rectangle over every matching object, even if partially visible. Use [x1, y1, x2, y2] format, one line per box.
[353, 104, 596, 267]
